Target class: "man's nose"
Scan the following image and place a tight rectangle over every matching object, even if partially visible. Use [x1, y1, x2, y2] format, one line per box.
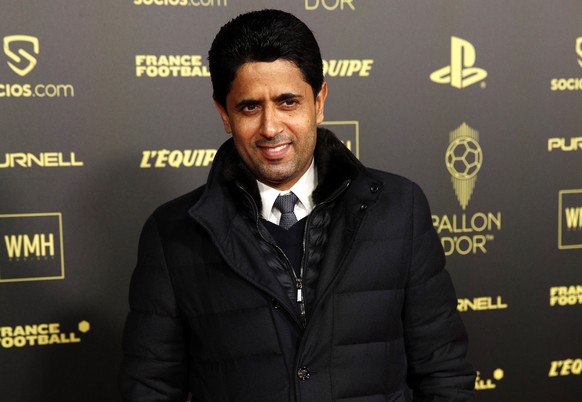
[259, 105, 284, 138]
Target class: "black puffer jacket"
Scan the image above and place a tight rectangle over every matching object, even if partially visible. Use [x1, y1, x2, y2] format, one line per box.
[120, 129, 475, 401]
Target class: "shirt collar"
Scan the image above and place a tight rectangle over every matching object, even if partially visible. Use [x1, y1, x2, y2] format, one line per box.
[257, 158, 317, 221]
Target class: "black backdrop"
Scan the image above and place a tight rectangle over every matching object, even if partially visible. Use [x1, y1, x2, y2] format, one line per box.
[1, 1, 581, 401]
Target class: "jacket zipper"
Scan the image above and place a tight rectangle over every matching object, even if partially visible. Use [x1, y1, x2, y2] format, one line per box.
[296, 179, 352, 325]
[238, 185, 305, 326]
[239, 179, 352, 327]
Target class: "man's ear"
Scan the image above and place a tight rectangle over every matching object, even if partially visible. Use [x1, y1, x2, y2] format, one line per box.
[315, 81, 328, 125]
[213, 100, 232, 134]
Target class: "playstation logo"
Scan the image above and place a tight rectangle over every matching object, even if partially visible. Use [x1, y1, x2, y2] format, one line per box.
[431, 36, 487, 89]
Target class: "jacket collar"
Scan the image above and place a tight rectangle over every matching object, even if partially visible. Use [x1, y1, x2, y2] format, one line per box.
[219, 127, 363, 212]
[187, 128, 366, 324]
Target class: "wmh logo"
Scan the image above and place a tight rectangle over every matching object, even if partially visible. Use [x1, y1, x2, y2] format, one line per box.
[4, 233, 55, 260]
[0, 213, 64, 283]
[558, 190, 582, 250]
[564, 207, 582, 230]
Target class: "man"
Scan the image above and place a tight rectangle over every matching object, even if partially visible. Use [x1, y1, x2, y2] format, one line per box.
[120, 9, 475, 402]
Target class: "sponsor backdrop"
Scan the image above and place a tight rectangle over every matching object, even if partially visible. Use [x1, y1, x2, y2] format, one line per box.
[1, 0, 580, 401]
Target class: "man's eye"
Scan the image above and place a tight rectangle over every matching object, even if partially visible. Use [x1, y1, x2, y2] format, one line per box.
[242, 104, 258, 112]
[282, 99, 298, 107]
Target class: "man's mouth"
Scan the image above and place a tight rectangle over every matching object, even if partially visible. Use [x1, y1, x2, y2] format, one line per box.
[259, 143, 291, 159]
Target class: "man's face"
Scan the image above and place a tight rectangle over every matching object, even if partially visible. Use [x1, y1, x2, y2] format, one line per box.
[214, 59, 327, 190]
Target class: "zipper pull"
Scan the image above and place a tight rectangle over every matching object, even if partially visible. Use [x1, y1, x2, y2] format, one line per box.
[297, 278, 307, 325]
[296, 278, 303, 302]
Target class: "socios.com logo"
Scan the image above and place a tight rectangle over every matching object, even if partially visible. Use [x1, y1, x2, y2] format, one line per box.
[1, 35, 74, 98]
[549, 37, 582, 91]
[431, 36, 487, 89]
[3, 35, 39, 77]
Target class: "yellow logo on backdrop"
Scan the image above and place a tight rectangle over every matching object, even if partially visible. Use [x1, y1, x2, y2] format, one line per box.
[1, 35, 74, 98]
[0, 213, 65, 283]
[319, 121, 360, 159]
[550, 285, 582, 307]
[3, 35, 39, 77]
[445, 123, 482, 210]
[475, 369, 504, 391]
[548, 136, 582, 152]
[433, 123, 502, 256]
[577, 37, 582, 68]
[550, 37, 582, 91]
[140, 149, 217, 168]
[136, 55, 210, 78]
[558, 189, 582, 249]
[549, 359, 582, 377]
[133, 0, 227, 6]
[4, 233, 55, 259]
[0, 321, 89, 349]
[551, 79, 582, 90]
[564, 207, 582, 230]
[0, 152, 83, 168]
[323, 59, 373, 77]
[305, 0, 355, 11]
[457, 296, 508, 312]
[431, 36, 487, 89]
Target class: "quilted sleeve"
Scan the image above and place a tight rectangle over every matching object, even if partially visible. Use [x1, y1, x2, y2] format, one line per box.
[403, 183, 476, 402]
[119, 214, 189, 402]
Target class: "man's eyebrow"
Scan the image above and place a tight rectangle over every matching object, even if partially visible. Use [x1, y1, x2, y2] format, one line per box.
[234, 93, 303, 109]
[274, 92, 303, 102]
[234, 98, 260, 109]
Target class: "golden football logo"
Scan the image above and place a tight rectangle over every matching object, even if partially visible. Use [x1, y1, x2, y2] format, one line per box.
[445, 123, 483, 210]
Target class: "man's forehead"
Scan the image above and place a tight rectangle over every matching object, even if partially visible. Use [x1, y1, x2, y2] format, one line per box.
[228, 60, 310, 97]
[234, 59, 302, 77]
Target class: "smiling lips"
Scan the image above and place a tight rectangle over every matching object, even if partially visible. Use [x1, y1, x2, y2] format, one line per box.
[258, 142, 292, 160]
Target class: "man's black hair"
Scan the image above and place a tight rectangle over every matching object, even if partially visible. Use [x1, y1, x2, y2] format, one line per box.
[208, 9, 324, 109]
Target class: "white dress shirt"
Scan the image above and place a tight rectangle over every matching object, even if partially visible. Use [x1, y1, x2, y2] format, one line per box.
[257, 159, 317, 225]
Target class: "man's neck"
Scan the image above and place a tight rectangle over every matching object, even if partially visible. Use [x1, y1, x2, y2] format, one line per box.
[257, 159, 317, 224]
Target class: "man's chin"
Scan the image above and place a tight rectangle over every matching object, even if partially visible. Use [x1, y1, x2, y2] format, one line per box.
[257, 171, 297, 190]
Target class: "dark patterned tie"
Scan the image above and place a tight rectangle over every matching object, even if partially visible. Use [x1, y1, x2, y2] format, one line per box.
[274, 193, 299, 230]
